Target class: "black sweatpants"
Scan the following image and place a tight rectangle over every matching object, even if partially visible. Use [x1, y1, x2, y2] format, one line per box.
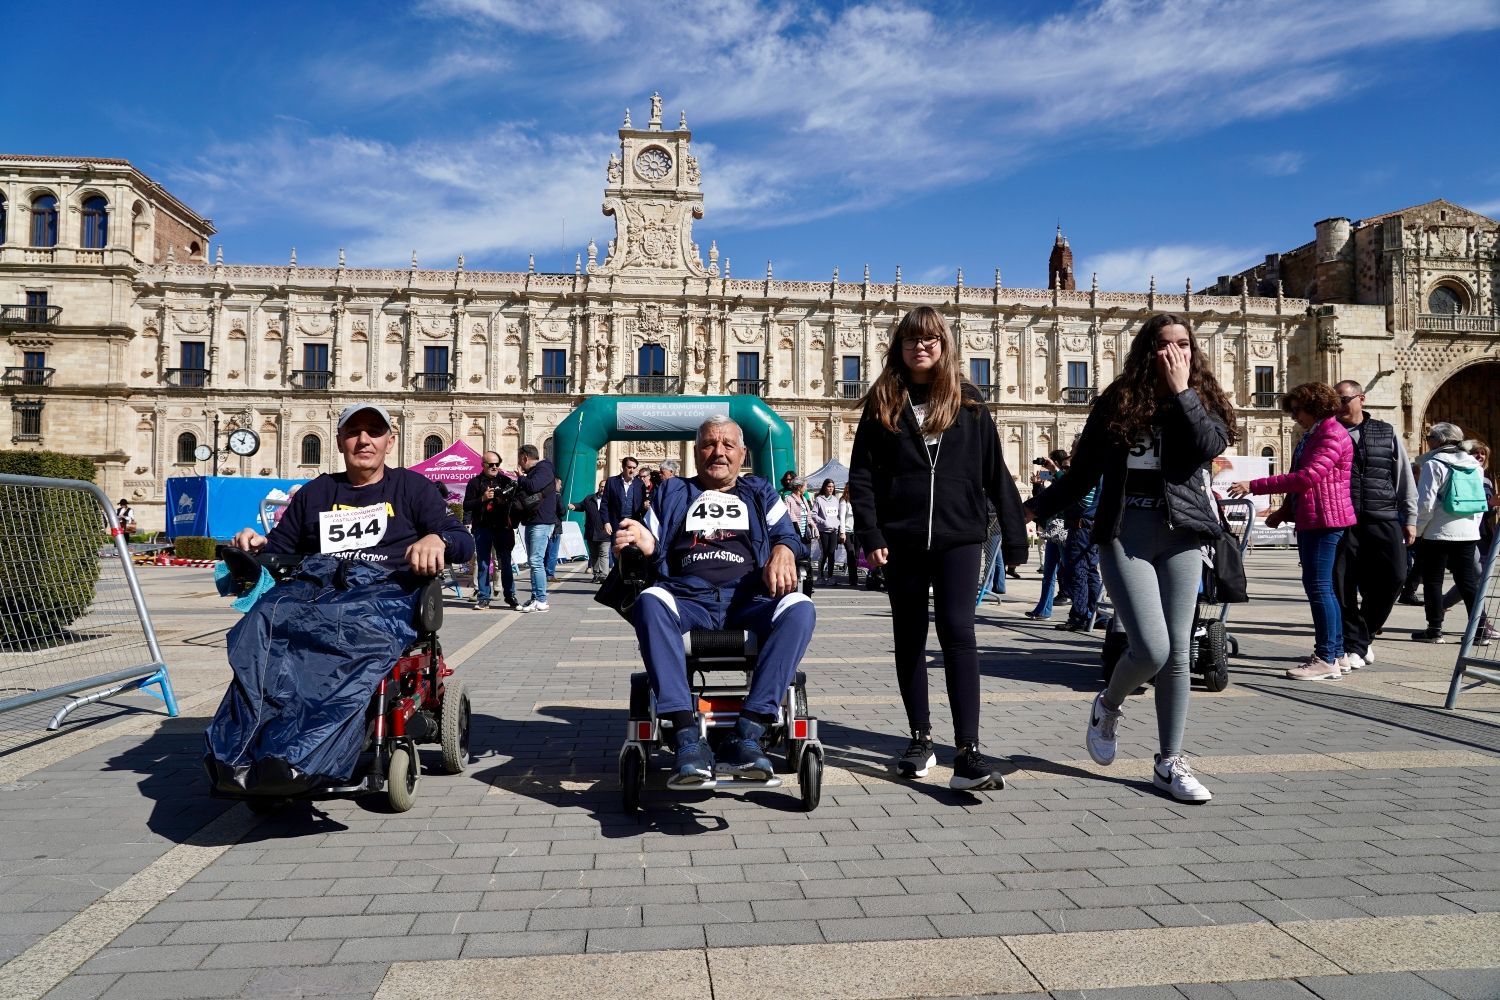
[1333, 520, 1407, 658]
[884, 543, 982, 746]
[1416, 538, 1482, 632]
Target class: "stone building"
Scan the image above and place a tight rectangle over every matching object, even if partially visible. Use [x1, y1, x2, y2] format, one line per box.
[5, 95, 1491, 531]
[1208, 200, 1499, 454]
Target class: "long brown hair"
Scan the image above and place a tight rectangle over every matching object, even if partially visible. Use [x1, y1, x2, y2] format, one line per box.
[1097, 313, 1238, 447]
[864, 306, 975, 435]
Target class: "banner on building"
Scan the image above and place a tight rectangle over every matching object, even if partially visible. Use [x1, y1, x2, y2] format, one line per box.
[616, 401, 730, 434]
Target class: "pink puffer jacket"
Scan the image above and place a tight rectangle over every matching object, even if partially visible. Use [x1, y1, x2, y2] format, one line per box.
[1250, 417, 1356, 531]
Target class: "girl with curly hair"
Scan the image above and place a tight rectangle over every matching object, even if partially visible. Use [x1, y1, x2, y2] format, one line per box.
[1229, 383, 1355, 678]
[1028, 313, 1236, 803]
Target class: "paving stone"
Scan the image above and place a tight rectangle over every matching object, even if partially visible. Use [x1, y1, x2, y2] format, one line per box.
[1415, 967, 1500, 1000]
[161, 917, 299, 945]
[526, 904, 641, 931]
[289, 913, 416, 940]
[78, 944, 217, 975]
[99, 968, 260, 1000]
[239, 964, 388, 999]
[585, 924, 706, 953]
[200, 938, 341, 969]
[1293, 971, 1455, 999]
[817, 914, 940, 942]
[1037, 906, 1161, 933]
[705, 919, 826, 948]
[1175, 982, 1319, 999]
[459, 928, 589, 958]
[329, 933, 465, 964]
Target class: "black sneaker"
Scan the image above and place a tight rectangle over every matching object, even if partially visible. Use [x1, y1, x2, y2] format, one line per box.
[718, 717, 773, 780]
[950, 744, 1005, 791]
[1411, 628, 1446, 644]
[475, 598, 491, 610]
[1397, 595, 1423, 606]
[505, 594, 519, 609]
[668, 728, 715, 789]
[1055, 595, 1072, 605]
[1055, 618, 1089, 632]
[895, 730, 936, 778]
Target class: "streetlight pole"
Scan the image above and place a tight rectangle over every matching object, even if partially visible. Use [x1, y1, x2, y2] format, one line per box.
[212, 412, 221, 476]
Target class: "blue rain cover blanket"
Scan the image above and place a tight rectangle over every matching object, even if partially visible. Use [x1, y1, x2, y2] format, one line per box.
[204, 556, 418, 795]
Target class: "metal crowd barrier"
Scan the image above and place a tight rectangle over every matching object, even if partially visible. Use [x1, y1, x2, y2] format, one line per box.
[0, 474, 178, 752]
[1445, 527, 1500, 709]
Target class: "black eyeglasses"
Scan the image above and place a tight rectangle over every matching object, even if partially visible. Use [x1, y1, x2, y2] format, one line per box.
[484, 462, 501, 468]
[1338, 395, 1361, 404]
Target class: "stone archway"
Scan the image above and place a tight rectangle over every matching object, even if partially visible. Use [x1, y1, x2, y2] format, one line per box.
[1423, 360, 1500, 449]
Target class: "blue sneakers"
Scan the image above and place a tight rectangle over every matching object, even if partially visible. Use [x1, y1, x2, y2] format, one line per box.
[719, 717, 773, 780]
[668, 728, 714, 789]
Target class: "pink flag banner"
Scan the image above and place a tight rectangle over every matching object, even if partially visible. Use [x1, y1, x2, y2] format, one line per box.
[410, 440, 486, 486]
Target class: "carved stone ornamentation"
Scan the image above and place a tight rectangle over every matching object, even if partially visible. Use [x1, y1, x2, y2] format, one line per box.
[838, 328, 861, 349]
[1063, 335, 1088, 352]
[173, 312, 207, 334]
[733, 327, 760, 345]
[297, 313, 331, 337]
[1252, 340, 1274, 358]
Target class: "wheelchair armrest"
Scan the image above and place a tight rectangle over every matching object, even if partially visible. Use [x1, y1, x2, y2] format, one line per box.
[215, 546, 307, 593]
[413, 576, 444, 634]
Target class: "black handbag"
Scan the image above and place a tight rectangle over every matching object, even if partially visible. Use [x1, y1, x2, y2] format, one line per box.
[1205, 531, 1248, 604]
[593, 543, 654, 619]
[510, 489, 544, 522]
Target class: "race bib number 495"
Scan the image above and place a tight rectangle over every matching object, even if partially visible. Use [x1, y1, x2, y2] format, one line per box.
[318, 504, 388, 554]
[685, 491, 750, 535]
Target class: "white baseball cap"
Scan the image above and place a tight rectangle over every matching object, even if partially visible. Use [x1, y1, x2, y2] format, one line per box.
[336, 402, 393, 432]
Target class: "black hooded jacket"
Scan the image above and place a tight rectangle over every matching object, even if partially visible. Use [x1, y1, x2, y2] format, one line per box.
[1028, 388, 1228, 543]
[848, 379, 1029, 567]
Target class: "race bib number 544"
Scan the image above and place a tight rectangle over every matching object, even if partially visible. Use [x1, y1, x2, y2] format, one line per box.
[318, 504, 388, 554]
[685, 491, 750, 535]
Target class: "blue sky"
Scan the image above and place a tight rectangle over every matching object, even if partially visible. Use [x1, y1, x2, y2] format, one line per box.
[9, 0, 1499, 289]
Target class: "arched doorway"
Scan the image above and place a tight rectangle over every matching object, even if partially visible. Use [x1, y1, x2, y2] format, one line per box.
[1423, 360, 1500, 451]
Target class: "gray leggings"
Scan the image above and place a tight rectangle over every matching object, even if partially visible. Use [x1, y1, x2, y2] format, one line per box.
[1097, 508, 1202, 759]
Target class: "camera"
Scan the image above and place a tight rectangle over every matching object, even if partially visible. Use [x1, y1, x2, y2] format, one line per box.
[1032, 457, 1049, 466]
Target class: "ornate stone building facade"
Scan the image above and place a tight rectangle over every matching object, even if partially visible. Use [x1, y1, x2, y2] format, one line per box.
[4, 97, 1493, 530]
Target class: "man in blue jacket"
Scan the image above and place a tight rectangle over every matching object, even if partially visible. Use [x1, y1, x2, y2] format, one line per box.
[612, 416, 815, 788]
[604, 456, 646, 537]
[516, 444, 556, 613]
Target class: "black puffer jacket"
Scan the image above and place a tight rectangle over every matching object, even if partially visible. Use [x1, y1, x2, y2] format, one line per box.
[1028, 388, 1228, 543]
[849, 380, 1029, 566]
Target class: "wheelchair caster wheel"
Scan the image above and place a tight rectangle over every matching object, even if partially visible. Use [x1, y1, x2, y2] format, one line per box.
[387, 744, 418, 813]
[621, 748, 645, 814]
[798, 747, 823, 812]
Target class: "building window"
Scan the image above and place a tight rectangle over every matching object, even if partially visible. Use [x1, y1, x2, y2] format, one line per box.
[424, 434, 444, 460]
[24, 290, 49, 324]
[300, 343, 330, 389]
[22, 351, 46, 386]
[300, 433, 322, 466]
[839, 356, 863, 399]
[30, 194, 58, 247]
[970, 358, 991, 388]
[1065, 361, 1091, 403]
[420, 346, 450, 391]
[0, 194, 6, 243]
[1260, 445, 1277, 478]
[638, 343, 665, 376]
[12, 400, 43, 441]
[176, 431, 198, 464]
[1253, 366, 1277, 408]
[178, 341, 207, 387]
[734, 352, 761, 394]
[540, 348, 567, 392]
[81, 196, 108, 249]
[1427, 285, 1465, 315]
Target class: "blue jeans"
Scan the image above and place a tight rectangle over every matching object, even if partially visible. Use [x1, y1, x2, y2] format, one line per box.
[1031, 539, 1061, 617]
[473, 528, 514, 603]
[1060, 521, 1102, 622]
[524, 524, 551, 602]
[633, 582, 816, 718]
[545, 533, 561, 576]
[1298, 528, 1345, 661]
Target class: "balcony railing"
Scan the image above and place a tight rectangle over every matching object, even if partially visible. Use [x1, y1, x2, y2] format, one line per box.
[836, 380, 868, 400]
[164, 367, 210, 388]
[414, 372, 455, 393]
[1417, 313, 1499, 334]
[622, 375, 680, 394]
[1252, 391, 1279, 409]
[1062, 387, 1095, 404]
[3, 367, 55, 387]
[292, 369, 332, 390]
[530, 375, 573, 394]
[0, 304, 62, 326]
[729, 379, 767, 396]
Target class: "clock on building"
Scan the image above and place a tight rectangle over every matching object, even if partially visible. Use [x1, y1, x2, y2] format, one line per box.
[228, 428, 261, 456]
[634, 146, 673, 182]
[193, 444, 213, 463]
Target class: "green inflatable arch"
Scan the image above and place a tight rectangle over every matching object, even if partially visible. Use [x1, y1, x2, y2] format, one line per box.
[552, 396, 796, 520]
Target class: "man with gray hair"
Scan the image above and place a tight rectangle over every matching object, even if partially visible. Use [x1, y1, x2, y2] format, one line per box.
[612, 416, 815, 788]
[659, 459, 680, 480]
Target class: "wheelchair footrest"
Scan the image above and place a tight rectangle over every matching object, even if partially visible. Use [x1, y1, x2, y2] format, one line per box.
[705, 775, 783, 789]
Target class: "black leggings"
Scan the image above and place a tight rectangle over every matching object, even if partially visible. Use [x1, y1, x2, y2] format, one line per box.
[818, 530, 839, 579]
[885, 543, 982, 745]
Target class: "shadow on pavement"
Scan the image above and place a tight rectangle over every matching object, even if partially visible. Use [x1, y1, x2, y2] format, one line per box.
[1242, 678, 1500, 755]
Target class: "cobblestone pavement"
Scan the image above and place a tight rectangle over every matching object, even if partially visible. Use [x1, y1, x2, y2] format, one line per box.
[1, 549, 1498, 1000]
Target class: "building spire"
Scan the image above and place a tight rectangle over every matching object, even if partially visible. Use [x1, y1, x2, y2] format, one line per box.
[1047, 225, 1075, 291]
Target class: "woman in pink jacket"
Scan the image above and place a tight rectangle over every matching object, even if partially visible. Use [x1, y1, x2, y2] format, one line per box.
[1229, 382, 1356, 680]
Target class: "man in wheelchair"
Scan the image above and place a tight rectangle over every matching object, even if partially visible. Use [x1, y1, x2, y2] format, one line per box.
[612, 415, 816, 789]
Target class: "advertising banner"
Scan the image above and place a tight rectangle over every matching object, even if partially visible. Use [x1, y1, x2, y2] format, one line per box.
[616, 401, 729, 434]
[166, 476, 309, 539]
[1208, 454, 1295, 546]
[410, 440, 485, 487]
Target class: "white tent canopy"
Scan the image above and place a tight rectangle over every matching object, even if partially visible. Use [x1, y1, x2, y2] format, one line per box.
[804, 459, 849, 488]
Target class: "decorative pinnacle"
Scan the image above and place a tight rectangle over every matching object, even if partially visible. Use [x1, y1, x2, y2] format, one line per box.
[723, 258, 731, 279]
[1149, 275, 1157, 294]
[289, 247, 297, 266]
[166, 244, 175, 264]
[215, 245, 224, 265]
[832, 266, 839, 283]
[337, 247, 345, 267]
[864, 263, 871, 282]
[457, 253, 464, 272]
[1091, 271, 1098, 292]
[995, 267, 1002, 288]
[679, 110, 687, 129]
[410, 250, 418, 270]
[956, 267, 964, 286]
[528, 253, 536, 273]
[574, 254, 581, 274]
[766, 260, 773, 280]
[1185, 277, 1193, 294]
[895, 265, 902, 283]
[623, 107, 632, 127]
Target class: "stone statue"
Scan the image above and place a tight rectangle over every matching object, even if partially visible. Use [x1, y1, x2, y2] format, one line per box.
[607, 154, 622, 184]
[594, 339, 608, 372]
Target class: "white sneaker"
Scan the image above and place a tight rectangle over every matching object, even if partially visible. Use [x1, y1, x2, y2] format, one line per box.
[1285, 656, 1341, 681]
[1343, 652, 1365, 671]
[1086, 691, 1123, 766]
[1364, 643, 1375, 665]
[1154, 754, 1212, 803]
[519, 600, 550, 614]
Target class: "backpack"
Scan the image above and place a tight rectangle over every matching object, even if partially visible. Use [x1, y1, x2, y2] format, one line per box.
[1443, 463, 1489, 516]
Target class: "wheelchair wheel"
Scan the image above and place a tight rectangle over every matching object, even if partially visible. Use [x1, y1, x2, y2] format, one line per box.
[387, 744, 418, 812]
[798, 746, 823, 812]
[1201, 620, 1230, 692]
[783, 681, 809, 774]
[620, 748, 645, 814]
[440, 679, 471, 774]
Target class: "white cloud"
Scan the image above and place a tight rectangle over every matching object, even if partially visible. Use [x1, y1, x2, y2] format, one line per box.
[1085, 244, 1261, 293]
[1250, 151, 1307, 176]
[1467, 196, 1500, 218]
